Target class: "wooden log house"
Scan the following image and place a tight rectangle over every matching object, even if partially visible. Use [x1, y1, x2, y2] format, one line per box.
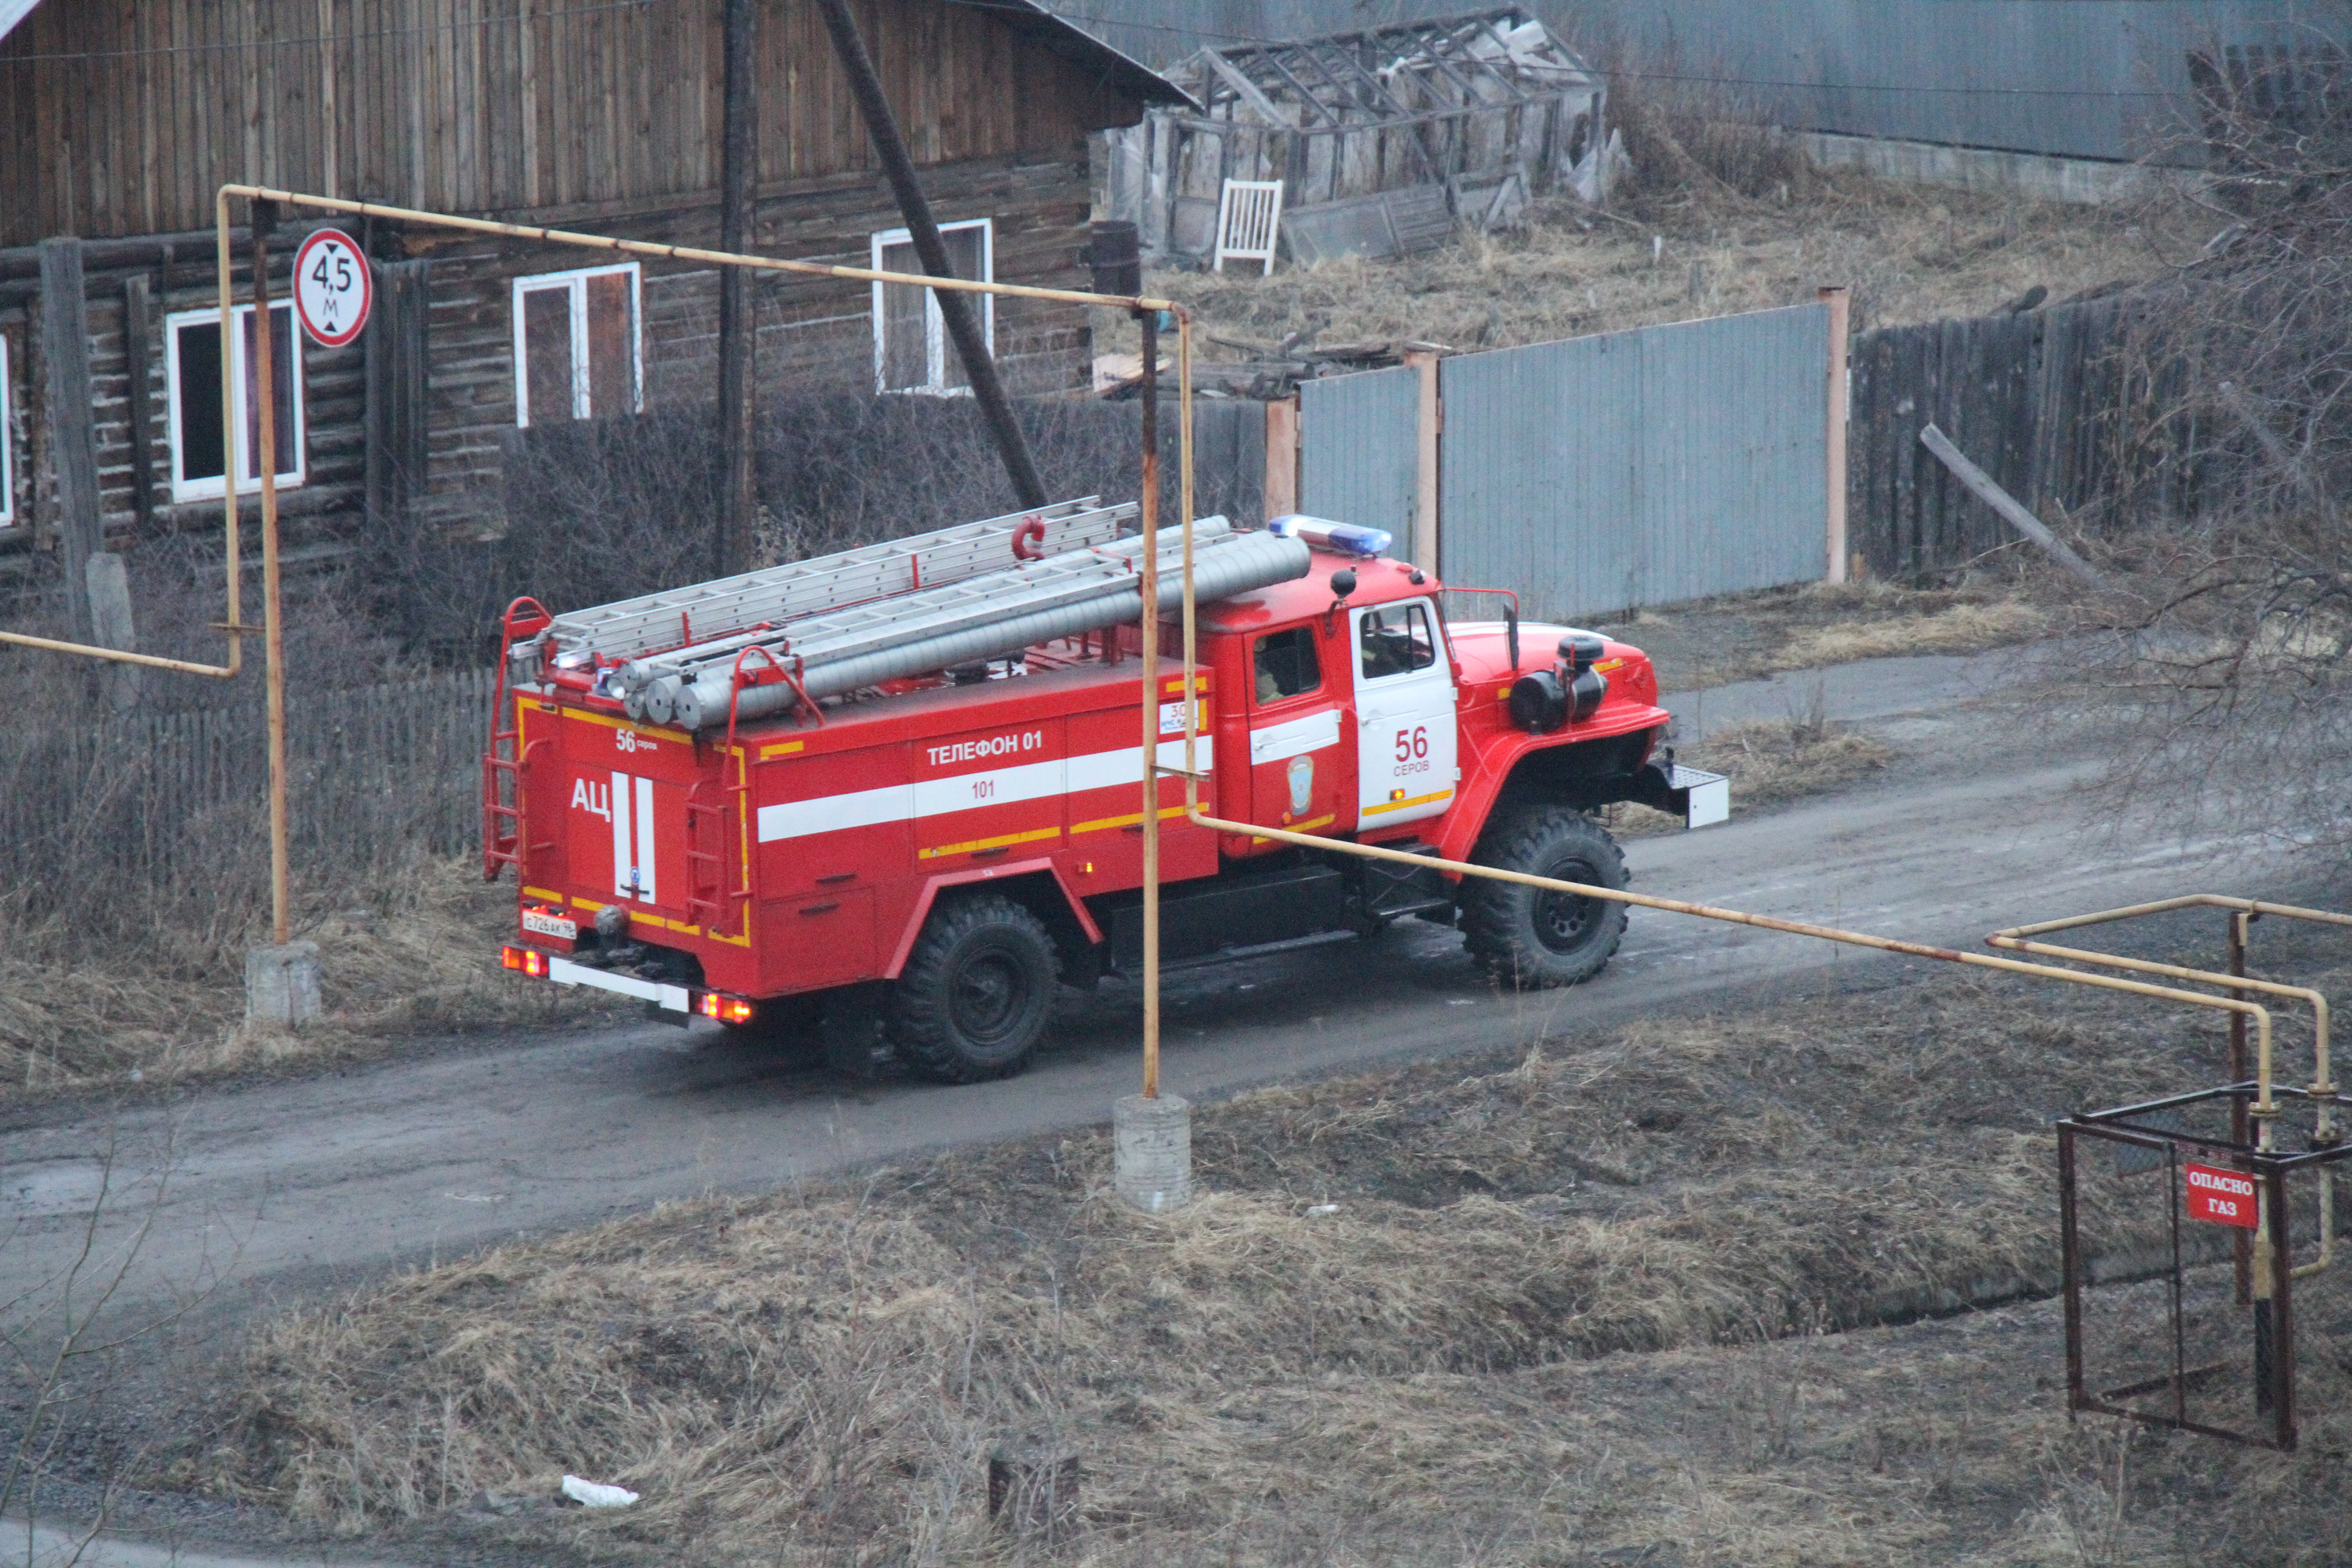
[0, 0, 1183, 580]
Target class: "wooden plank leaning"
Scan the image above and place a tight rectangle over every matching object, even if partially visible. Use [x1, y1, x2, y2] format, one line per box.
[1920, 421, 2107, 591]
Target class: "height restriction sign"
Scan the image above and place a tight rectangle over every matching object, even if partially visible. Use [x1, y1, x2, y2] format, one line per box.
[291, 228, 371, 348]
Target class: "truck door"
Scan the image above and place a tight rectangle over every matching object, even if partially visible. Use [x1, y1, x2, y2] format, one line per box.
[1245, 624, 1346, 834]
[1351, 598, 1458, 831]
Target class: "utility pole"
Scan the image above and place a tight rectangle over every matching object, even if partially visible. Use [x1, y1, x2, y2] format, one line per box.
[715, 0, 760, 576]
[811, 0, 1048, 510]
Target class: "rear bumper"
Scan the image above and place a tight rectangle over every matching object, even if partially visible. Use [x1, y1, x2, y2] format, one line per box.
[504, 943, 694, 1012]
[550, 956, 691, 1012]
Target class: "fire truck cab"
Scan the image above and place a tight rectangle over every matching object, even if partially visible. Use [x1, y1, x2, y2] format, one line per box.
[487, 504, 1724, 1082]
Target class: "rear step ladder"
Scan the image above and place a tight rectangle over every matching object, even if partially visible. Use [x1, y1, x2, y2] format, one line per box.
[483, 597, 553, 880]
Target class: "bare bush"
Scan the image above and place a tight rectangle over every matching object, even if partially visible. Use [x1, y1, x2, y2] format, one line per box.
[2064, 19, 2352, 852]
[1560, 23, 1815, 205]
[379, 390, 1252, 650]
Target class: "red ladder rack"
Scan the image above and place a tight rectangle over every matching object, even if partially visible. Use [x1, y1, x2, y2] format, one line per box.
[683, 647, 804, 932]
[482, 597, 552, 881]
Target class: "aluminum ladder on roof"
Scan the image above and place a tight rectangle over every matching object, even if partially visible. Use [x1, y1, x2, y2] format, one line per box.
[637, 519, 1246, 726]
[541, 498, 1138, 666]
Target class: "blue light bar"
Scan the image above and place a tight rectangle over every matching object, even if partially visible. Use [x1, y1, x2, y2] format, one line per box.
[1265, 515, 1392, 558]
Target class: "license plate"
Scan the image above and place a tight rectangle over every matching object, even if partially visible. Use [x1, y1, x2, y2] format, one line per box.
[523, 906, 578, 940]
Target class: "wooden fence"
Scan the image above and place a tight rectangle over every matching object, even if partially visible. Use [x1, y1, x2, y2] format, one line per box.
[0, 668, 496, 904]
[1847, 288, 2214, 578]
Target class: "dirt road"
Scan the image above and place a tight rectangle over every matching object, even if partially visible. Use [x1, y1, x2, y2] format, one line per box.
[0, 648, 2279, 1333]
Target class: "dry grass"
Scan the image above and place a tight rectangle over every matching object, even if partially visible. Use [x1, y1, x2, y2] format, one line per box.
[1100, 168, 2215, 368]
[0, 856, 624, 1102]
[1596, 575, 2060, 692]
[1610, 712, 1895, 836]
[183, 941, 2352, 1565]
[1774, 599, 2053, 669]
[1682, 715, 1895, 808]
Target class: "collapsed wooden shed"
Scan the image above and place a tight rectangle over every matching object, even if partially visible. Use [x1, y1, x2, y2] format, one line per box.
[1102, 8, 1615, 268]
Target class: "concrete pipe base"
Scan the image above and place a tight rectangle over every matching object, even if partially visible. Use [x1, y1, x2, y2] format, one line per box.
[1113, 1092, 1191, 1213]
[245, 941, 321, 1029]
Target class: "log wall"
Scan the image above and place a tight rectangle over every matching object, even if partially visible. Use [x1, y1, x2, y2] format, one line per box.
[0, 0, 1142, 246]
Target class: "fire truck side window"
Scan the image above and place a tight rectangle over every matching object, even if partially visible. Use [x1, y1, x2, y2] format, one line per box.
[1359, 603, 1436, 680]
[1254, 627, 1321, 703]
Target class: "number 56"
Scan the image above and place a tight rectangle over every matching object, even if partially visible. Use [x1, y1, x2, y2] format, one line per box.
[1393, 725, 1428, 762]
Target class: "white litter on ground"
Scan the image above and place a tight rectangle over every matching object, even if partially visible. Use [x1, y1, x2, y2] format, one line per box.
[561, 1475, 639, 1508]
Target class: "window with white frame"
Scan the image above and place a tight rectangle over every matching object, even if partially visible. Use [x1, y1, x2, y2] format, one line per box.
[871, 219, 992, 394]
[513, 263, 641, 426]
[0, 332, 15, 529]
[163, 302, 304, 504]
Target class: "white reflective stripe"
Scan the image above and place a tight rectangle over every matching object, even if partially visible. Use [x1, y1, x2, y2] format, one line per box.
[548, 957, 690, 1011]
[634, 775, 658, 902]
[912, 754, 1066, 818]
[754, 737, 1216, 844]
[1250, 709, 1340, 765]
[757, 782, 915, 843]
[1066, 735, 1215, 792]
[611, 769, 632, 900]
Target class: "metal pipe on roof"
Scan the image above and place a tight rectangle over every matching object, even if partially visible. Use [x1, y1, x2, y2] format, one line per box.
[661, 528, 1308, 730]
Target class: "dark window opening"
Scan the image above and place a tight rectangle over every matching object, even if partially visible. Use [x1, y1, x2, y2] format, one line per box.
[173, 320, 225, 482]
[1254, 625, 1322, 703]
[1359, 603, 1437, 679]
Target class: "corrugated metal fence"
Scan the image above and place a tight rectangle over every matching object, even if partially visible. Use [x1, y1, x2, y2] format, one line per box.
[1443, 303, 1827, 619]
[1300, 303, 1829, 622]
[1298, 365, 1420, 541]
[0, 668, 495, 900]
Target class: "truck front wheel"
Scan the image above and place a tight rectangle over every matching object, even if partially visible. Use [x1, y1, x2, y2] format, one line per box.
[1461, 808, 1628, 989]
[891, 894, 1059, 1082]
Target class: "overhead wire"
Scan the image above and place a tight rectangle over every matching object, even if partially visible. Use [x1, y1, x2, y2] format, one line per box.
[0, 0, 2190, 99]
[0, 0, 661, 64]
[954, 0, 2181, 98]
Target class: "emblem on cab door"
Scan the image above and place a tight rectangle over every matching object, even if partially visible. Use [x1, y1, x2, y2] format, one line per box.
[1287, 754, 1314, 815]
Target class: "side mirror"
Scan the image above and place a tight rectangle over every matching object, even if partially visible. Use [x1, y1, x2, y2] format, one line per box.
[1323, 568, 1358, 637]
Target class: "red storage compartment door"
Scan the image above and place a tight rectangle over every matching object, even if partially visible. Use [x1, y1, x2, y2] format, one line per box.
[554, 713, 700, 925]
[1064, 677, 1217, 888]
[909, 717, 1068, 867]
[753, 742, 910, 993]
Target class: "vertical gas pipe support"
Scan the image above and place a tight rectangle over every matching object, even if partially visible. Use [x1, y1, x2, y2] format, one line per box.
[253, 200, 291, 946]
[2232, 912, 2255, 1306]
[2245, 909, 2279, 1413]
[215, 191, 245, 666]
[1112, 306, 1191, 1213]
[1179, 309, 1198, 799]
[1137, 307, 1161, 1101]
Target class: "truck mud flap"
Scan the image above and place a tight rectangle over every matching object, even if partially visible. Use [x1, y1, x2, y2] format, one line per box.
[1107, 864, 1348, 974]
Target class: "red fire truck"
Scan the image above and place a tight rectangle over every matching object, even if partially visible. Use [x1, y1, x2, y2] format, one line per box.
[486, 500, 1725, 1080]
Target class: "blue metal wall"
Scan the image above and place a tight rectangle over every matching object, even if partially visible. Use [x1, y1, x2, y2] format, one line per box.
[1052, 1, 2343, 163]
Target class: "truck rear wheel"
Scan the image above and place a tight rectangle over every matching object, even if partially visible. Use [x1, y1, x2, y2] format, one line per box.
[1461, 808, 1628, 989]
[891, 894, 1059, 1083]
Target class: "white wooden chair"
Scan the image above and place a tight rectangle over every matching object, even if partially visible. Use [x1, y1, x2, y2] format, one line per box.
[1213, 178, 1285, 274]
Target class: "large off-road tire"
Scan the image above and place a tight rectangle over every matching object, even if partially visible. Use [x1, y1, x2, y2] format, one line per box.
[1461, 808, 1629, 989]
[890, 894, 1059, 1083]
